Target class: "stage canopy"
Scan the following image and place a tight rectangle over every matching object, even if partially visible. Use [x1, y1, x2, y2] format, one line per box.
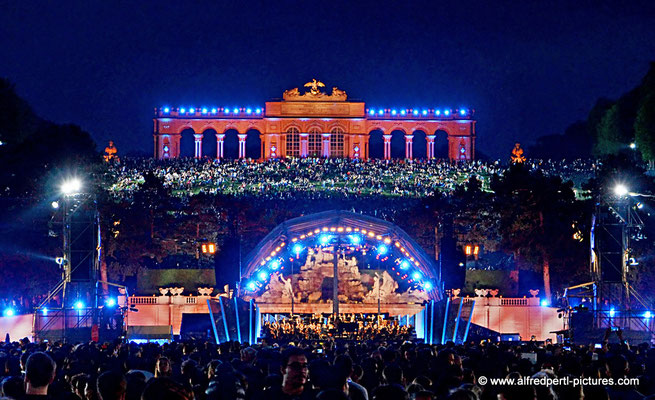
[241, 210, 442, 300]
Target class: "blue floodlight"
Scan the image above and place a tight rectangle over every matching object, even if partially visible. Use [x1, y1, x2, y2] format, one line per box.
[369, 109, 375, 116]
[292, 244, 303, 254]
[180, 108, 186, 114]
[247, 281, 256, 291]
[3, 308, 15, 317]
[105, 298, 117, 307]
[270, 260, 280, 270]
[400, 109, 407, 115]
[412, 110, 419, 116]
[255, 108, 262, 114]
[645, 311, 652, 319]
[444, 109, 451, 116]
[412, 272, 421, 280]
[391, 109, 397, 115]
[233, 108, 239, 114]
[42, 308, 48, 315]
[460, 109, 467, 116]
[378, 109, 384, 115]
[609, 307, 616, 317]
[422, 110, 428, 115]
[424, 282, 433, 290]
[224, 107, 230, 113]
[74, 301, 84, 310]
[540, 299, 550, 307]
[189, 108, 195, 114]
[246, 108, 252, 114]
[435, 109, 441, 116]
[400, 260, 410, 270]
[211, 108, 217, 113]
[378, 244, 388, 255]
[163, 107, 170, 113]
[350, 235, 362, 245]
[258, 271, 268, 281]
[319, 234, 331, 246]
[202, 108, 208, 114]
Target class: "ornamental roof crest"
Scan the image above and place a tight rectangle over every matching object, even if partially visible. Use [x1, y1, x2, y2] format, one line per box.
[283, 79, 347, 101]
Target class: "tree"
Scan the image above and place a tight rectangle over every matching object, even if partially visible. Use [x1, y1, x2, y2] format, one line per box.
[635, 94, 655, 169]
[594, 105, 625, 157]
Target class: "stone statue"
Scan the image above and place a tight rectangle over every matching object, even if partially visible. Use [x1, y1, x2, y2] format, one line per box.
[511, 143, 526, 164]
[331, 87, 347, 100]
[283, 87, 300, 100]
[158, 287, 170, 296]
[280, 275, 293, 300]
[304, 79, 325, 95]
[488, 289, 499, 297]
[529, 289, 540, 298]
[474, 288, 488, 297]
[451, 288, 461, 298]
[198, 287, 214, 296]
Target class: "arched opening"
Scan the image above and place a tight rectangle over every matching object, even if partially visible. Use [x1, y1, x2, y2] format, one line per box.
[245, 129, 262, 160]
[434, 130, 449, 160]
[412, 130, 427, 160]
[223, 129, 239, 159]
[390, 130, 405, 159]
[180, 128, 195, 158]
[368, 129, 384, 159]
[201, 129, 218, 159]
[285, 127, 301, 158]
[308, 127, 322, 158]
[329, 127, 345, 158]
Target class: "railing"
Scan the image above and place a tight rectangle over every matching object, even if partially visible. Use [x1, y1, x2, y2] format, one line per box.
[129, 296, 158, 304]
[501, 298, 529, 306]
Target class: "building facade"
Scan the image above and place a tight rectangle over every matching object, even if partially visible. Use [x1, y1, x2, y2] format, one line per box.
[153, 80, 476, 161]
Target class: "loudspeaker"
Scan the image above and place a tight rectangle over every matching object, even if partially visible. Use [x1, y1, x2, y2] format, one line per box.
[70, 206, 98, 282]
[597, 224, 623, 282]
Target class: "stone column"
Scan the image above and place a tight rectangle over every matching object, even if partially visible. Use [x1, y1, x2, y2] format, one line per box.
[193, 134, 203, 158]
[405, 135, 414, 159]
[426, 135, 435, 159]
[215, 134, 225, 159]
[322, 133, 331, 158]
[383, 134, 392, 160]
[300, 133, 309, 157]
[238, 134, 247, 159]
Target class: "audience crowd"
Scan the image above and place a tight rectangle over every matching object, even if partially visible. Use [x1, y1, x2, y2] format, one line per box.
[105, 158, 598, 200]
[1, 335, 653, 400]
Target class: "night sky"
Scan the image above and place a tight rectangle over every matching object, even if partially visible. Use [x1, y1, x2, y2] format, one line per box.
[2, 1, 655, 158]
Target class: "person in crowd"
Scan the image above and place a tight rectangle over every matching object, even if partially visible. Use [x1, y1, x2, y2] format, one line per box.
[23, 352, 56, 400]
[96, 372, 126, 400]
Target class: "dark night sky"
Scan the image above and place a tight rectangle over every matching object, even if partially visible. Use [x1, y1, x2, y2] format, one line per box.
[1, 0, 655, 158]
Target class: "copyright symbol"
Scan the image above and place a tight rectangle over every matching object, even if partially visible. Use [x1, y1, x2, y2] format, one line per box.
[478, 376, 488, 385]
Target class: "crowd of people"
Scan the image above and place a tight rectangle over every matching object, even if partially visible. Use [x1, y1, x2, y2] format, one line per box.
[262, 316, 414, 342]
[105, 158, 599, 200]
[1, 335, 653, 400]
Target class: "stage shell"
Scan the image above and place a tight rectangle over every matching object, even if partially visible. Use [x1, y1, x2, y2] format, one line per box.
[240, 210, 442, 302]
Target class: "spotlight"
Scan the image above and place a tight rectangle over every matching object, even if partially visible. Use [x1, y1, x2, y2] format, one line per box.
[460, 109, 467, 116]
[258, 271, 268, 281]
[292, 244, 303, 254]
[202, 108, 208, 114]
[391, 109, 397, 115]
[400, 110, 406, 115]
[61, 178, 82, 195]
[270, 260, 280, 270]
[180, 108, 186, 114]
[540, 300, 550, 307]
[319, 234, 331, 246]
[233, 108, 239, 114]
[630, 142, 637, 149]
[3, 308, 15, 317]
[256, 108, 262, 114]
[51, 201, 59, 209]
[400, 260, 410, 270]
[435, 109, 441, 115]
[413, 110, 419, 116]
[422, 110, 427, 115]
[163, 107, 170, 113]
[378, 109, 384, 115]
[189, 108, 195, 114]
[378, 244, 388, 255]
[637, 202, 644, 209]
[369, 109, 375, 116]
[224, 107, 230, 113]
[614, 184, 629, 197]
[412, 272, 421, 280]
[645, 311, 652, 319]
[424, 282, 433, 290]
[55, 257, 64, 265]
[350, 235, 362, 245]
[246, 108, 252, 114]
[609, 307, 615, 317]
[74, 301, 84, 310]
[247, 282, 256, 291]
[42, 308, 48, 315]
[211, 108, 217, 113]
[444, 109, 451, 116]
[105, 298, 117, 307]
